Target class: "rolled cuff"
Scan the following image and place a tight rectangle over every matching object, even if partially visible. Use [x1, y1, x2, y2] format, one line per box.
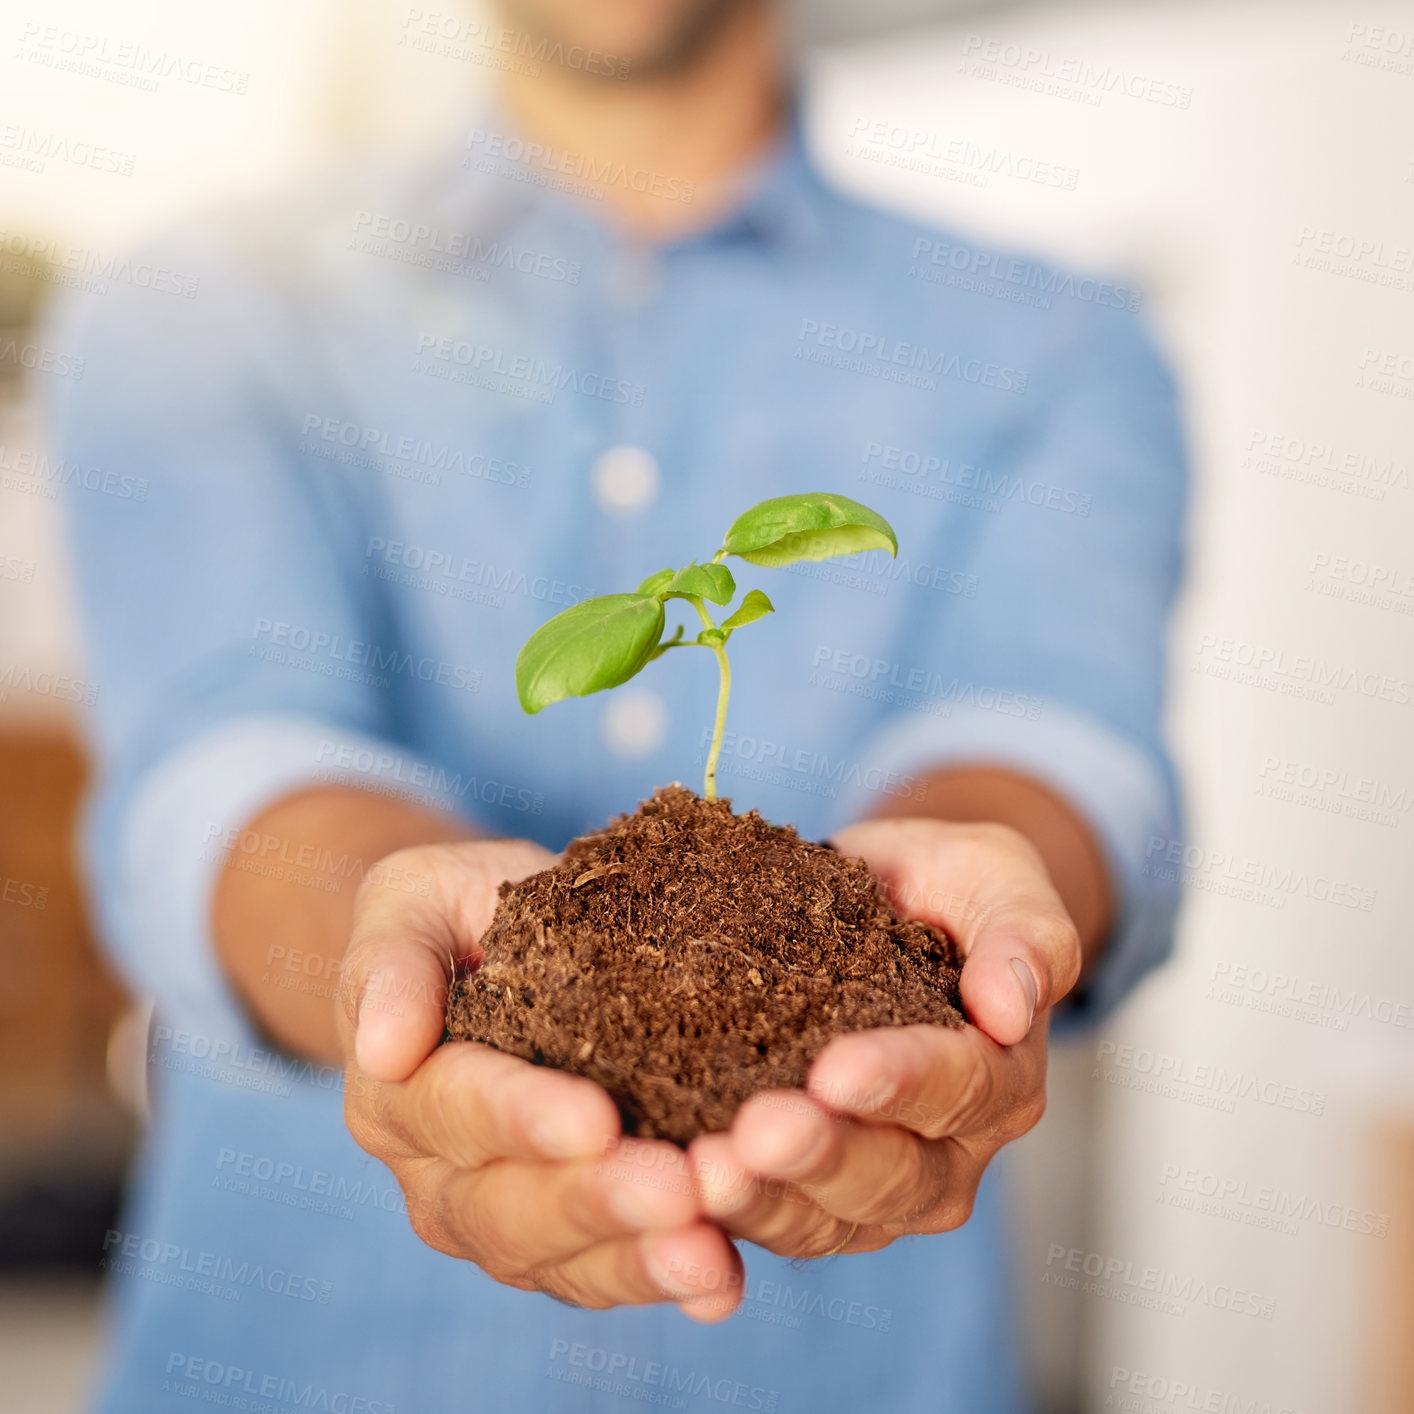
[118, 714, 467, 1038]
[828, 704, 1181, 1029]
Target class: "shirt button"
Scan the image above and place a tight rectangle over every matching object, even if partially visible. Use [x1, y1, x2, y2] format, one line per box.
[600, 689, 668, 758]
[592, 444, 660, 513]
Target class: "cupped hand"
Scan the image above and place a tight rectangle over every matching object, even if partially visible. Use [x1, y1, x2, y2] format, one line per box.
[688, 817, 1081, 1267]
[338, 839, 742, 1319]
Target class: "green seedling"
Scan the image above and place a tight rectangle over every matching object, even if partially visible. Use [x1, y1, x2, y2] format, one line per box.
[515, 492, 898, 800]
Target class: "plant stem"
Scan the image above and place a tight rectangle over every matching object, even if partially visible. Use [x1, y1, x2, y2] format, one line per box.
[689, 597, 731, 801]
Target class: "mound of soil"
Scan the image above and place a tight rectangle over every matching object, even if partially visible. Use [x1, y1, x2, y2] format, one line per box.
[444, 785, 965, 1145]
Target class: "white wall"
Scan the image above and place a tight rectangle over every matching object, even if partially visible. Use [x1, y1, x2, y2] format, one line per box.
[806, 4, 1413, 1408]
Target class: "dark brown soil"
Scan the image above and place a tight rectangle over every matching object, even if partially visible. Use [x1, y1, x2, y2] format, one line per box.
[444, 785, 965, 1145]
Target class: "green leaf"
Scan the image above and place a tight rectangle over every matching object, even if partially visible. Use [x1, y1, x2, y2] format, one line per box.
[719, 493, 898, 569]
[662, 563, 736, 605]
[636, 563, 736, 605]
[648, 623, 685, 660]
[721, 589, 774, 632]
[697, 628, 727, 649]
[637, 567, 675, 596]
[516, 594, 666, 713]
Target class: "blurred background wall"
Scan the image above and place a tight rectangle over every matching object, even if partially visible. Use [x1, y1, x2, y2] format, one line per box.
[2, 0, 1411, 1410]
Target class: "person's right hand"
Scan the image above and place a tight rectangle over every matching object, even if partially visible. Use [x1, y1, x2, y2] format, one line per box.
[337, 839, 741, 1319]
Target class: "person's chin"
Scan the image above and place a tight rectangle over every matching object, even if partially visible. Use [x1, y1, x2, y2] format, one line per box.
[500, 0, 751, 80]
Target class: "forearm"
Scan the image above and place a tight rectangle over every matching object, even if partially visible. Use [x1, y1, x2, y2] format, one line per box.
[212, 785, 476, 1063]
[872, 765, 1114, 973]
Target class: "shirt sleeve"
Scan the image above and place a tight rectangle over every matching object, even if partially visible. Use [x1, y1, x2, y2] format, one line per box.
[832, 299, 1188, 1029]
[43, 225, 466, 1040]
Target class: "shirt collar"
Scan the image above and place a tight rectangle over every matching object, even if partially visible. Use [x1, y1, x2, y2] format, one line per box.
[428, 98, 830, 258]
[684, 106, 830, 256]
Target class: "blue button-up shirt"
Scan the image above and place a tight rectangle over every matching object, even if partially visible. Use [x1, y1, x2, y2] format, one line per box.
[47, 110, 1185, 1414]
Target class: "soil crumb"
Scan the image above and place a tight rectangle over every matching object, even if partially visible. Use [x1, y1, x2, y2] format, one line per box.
[444, 785, 965, 1144]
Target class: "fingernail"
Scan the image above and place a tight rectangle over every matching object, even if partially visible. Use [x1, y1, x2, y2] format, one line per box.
[1010, 958, 1038, 1030]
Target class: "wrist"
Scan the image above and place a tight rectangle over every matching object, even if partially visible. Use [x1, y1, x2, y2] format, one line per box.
[213, 786, 476, 1063]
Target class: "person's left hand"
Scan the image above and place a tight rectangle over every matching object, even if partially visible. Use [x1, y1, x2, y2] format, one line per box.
[686, 816, 1083, 1281]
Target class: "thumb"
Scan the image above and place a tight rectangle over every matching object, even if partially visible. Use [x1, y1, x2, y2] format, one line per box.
[340, 839, 556, 1082]
[959, 903, 1080, 1047]
[343, 890, 456, 1084]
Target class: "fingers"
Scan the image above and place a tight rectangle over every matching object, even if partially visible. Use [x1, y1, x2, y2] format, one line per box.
[690, 1129, 859, 1257]
[402, 1138, 699, 1272]
[832, 818, 1082, 1045]
[348, 1041, 621, 1167]
[338, 839, 555, 1081]
[394, 1145, 737, 1318]
[807, 1022, 1046, 1144]
[537, 1225, 744, 1321]
[727, 1093, 967, 1228]
[688, 1034, 1043, 1258]
[691, 1096, 979, 1257]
